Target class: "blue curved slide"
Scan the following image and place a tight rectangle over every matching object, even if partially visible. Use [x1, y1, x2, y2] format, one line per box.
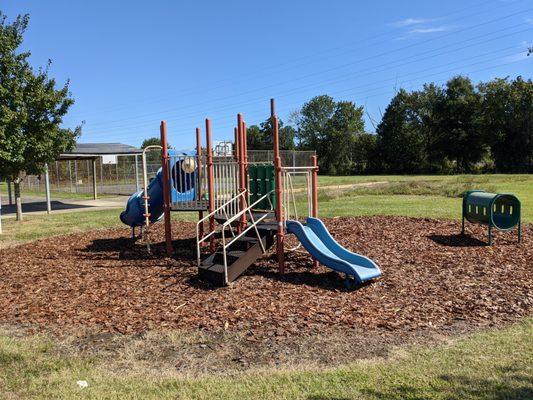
[286, 217, 381, 284]
[120, 168, 165, 227]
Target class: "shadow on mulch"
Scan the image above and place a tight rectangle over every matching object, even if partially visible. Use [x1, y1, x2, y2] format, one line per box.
[81, 236, 198, 263]
[428, 233, 487, 247]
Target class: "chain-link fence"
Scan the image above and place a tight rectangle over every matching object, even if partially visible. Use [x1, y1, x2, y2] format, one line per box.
[247, 150, 316, 167]
[22, 156, 160, 196]
[21, 150, 316, 197]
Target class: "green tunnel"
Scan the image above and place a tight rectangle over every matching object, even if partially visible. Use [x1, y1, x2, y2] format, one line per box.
[463, 190, 521, 231]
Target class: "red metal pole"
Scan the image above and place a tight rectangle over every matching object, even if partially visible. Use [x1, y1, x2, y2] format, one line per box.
[272, 99, 285, 274]
[234, 127, 239, 162]
[206, 118, 216, 252]
[237, 113, 246, 232]
[196, 127, 204, 240]
[243, 121, 249, 193]
[160, 121, 173, 256]
[311, 154, 319, 268]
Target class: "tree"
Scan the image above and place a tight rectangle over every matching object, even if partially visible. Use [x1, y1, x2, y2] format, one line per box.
[141, 137, 162, 149]
[376, 89, 429, 173]
[432, 76, 484, 173]
[322, 101, 365, 175]
[0, 13, 80, 219]
[294, 95, 336, 153]
[246, 118, 296, 150]
[294, 95, 365, 174]
[478, 76, 533, 172]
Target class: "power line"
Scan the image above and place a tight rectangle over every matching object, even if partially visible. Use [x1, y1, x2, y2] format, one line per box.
[81, 26, 531, 133]
[80, 47, 528, 143]
[67, 0, 530, 119]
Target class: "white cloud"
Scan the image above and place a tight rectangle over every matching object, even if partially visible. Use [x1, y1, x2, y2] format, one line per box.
[392, 18, 434, 27]
[409, 26, 452, 34]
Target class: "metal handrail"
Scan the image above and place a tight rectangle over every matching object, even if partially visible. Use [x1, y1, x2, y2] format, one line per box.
[220, 190, 274, 284]
[195, 190, 246, 267]
[196, 189, 274, 285]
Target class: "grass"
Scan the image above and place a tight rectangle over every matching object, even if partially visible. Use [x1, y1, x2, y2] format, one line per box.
[0, 319, 531, 399]
[289, 174, 533, 222]
[0, 209, 197, 247]
[1, 174, 531, 247]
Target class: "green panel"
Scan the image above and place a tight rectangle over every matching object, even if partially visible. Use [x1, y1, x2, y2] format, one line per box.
[248, 164, 276, 210]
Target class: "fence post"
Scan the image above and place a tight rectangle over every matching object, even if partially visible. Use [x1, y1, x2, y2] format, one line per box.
[134, 155, 140, 192]
[7, 180, 12, 205]
[92, 159, 98, 200]
[44, 163, 51, 214]
[74, 160, 78, 193]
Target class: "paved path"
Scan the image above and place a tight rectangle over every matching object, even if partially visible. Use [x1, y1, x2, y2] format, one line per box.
[0, 195, 126, 218]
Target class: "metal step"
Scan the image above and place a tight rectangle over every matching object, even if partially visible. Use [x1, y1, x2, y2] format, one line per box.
[198, 231, 275, 286]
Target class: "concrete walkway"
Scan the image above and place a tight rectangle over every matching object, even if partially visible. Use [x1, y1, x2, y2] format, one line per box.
[0, 195, 126, 218]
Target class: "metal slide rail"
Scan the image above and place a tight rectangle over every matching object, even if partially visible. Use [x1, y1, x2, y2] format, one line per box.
[196, 189, 274, 285]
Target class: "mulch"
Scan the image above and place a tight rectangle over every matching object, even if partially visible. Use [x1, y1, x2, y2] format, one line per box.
[0, 216, 531, 339]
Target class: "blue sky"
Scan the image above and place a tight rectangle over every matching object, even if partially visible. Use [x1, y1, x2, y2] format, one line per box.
[2, 0, 532, 148]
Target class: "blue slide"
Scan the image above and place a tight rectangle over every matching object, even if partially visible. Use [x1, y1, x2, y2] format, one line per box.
[120, 168, 165, 227]
[286, 217, 381, 284]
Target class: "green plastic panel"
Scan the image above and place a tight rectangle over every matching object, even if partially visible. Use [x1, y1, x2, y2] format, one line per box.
[248, 164, 276, 210]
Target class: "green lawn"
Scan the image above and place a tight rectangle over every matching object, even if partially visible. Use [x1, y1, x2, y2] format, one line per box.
[1, 174, 531, 246]
[0, 319, 531, 399]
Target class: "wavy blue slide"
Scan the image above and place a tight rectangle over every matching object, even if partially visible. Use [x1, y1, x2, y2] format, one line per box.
[286, 217, 381, 284]
[120, 168, 165, 227]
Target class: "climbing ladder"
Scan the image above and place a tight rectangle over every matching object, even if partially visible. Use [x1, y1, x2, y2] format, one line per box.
[196, 190, 276, 286]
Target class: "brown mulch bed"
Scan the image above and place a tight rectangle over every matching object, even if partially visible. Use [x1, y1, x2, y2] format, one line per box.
[0, 217, 531, 339]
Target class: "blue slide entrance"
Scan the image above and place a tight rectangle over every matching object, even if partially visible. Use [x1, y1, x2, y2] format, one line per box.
[286, 217, 381, 284]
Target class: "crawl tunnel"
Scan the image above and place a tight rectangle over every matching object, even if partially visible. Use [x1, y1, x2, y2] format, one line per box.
[462, 190, 521, 244]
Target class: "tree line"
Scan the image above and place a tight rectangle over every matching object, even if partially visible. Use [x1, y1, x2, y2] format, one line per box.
[248, 76, 532, 174]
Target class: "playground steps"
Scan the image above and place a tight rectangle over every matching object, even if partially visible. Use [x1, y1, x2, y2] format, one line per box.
[198, 223, 276, 286]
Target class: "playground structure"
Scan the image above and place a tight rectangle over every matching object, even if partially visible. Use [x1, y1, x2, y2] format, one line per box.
[462, 190, 521, 245]
[120, 100, 381, 286]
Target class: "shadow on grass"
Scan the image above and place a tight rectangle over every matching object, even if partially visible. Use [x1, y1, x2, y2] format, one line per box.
[357, 373, 533, 400]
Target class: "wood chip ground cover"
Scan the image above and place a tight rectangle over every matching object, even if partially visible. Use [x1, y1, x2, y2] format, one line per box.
[0, 217, 531, 341]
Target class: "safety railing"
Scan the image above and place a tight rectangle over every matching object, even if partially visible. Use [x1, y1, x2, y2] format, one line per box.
[281, 167, 313, 224]
[196, 189, 274, 285]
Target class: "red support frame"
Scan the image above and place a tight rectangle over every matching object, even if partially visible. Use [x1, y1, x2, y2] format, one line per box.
[196, 127, 204, 240]
[237, 113, 247, 233]
[160, 121, 173, 256]
[271, 99, 285, 274]
[311, 154, 319, 268]
[206, 118, 216, 252]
